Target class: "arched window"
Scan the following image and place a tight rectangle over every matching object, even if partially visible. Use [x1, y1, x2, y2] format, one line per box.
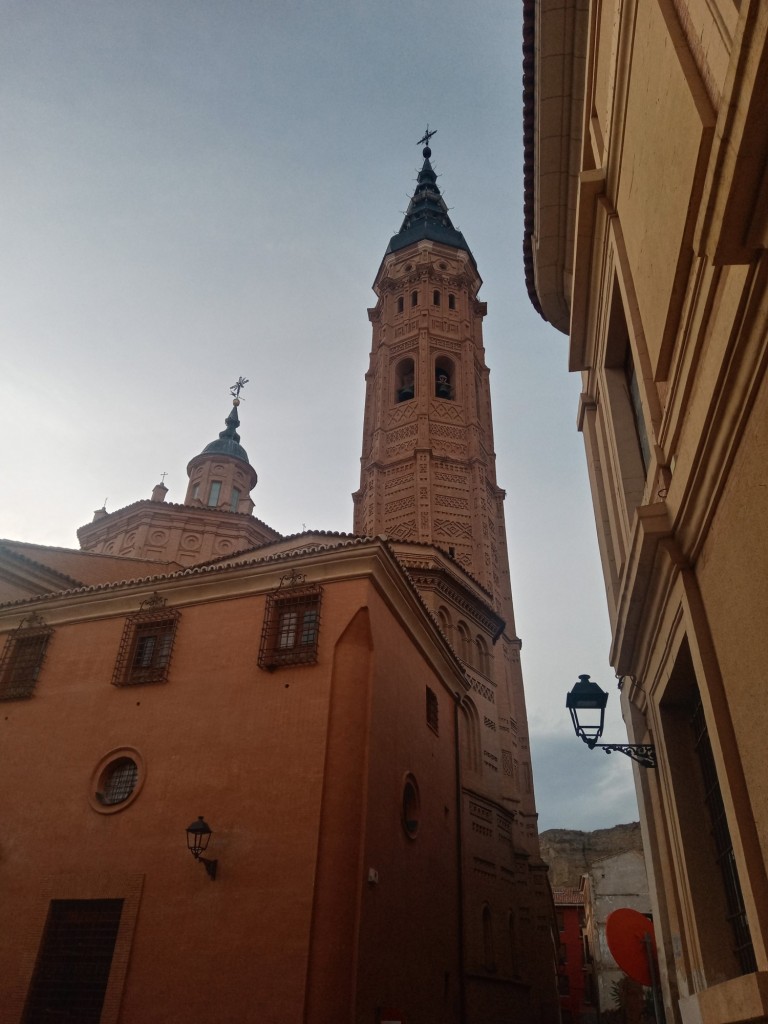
[395, 358, 415, 403]
[482, 905, 495, 972]
[437, 606, 452, 635]
[459, 698, 482, 774]
[456, 621, 473, 667]
[397, 296, 404, 314]
[435, 357, 455, 400]
[448, 293, 456, 310]
[433, 289, 441, 306]
[411, 290, 418, 307]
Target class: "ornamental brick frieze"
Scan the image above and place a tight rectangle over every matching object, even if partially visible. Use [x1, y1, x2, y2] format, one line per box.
[392, 322, 420, 341]
[388, 336, 419, 356]
[469, 676, 495, 703]
[434, 493, 470, 510]
[387, 520, 417, 540]
[429, 401, 465, 424]
[384, 495, 416, 515]
[383, 461, 412, 475]
[429, 317, 460, 336]
[429, 337, 463, 353]
[433, 470, 467, 485]
[431, 441, 467, 458]
[386, 403, 417, 427]
[433, 519, 472, 539]
[386, 423, 418, 445]
[386, 440, 418, 459]
[431, 422, 468, 441]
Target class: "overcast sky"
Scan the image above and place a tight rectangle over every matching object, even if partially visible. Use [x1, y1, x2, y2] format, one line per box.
[0, 0, 639, 832]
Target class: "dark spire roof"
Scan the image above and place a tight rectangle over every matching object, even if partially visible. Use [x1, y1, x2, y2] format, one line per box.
[199, 400, 250, 464]
[386, 144, 475, 262]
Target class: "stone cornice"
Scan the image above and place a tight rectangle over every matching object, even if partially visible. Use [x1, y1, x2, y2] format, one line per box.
[394, 559, 504, 640]
[0, 536, 470, 701]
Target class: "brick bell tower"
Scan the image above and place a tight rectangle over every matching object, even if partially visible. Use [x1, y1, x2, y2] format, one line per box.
[352, 137, 516, 629]
[354, 136, 558, 1023]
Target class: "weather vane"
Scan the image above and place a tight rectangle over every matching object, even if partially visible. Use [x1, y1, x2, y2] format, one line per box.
[229, 376, 249, 400]
[417, 125, 437, 149]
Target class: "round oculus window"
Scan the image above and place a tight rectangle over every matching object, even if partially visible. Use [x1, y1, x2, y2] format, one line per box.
[89, 747, 145, 814]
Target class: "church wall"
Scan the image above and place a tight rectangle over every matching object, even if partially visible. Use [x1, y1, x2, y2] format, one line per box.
[0, 551, 466, 1023]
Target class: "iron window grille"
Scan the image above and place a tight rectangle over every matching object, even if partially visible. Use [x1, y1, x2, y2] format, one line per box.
[112, 594, 180, 686]
[691, 697, 756, 975]
[22, 899, 123, 1024]
[98, 758, 139, 806]
[0, 613, 53, 701]
[259, 571, 322, 670]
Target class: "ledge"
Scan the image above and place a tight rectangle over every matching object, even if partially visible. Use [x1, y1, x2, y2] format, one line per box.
[679, 972, 768, 1024]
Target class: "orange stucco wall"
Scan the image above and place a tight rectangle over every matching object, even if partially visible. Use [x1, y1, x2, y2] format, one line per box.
[0, 568, 462, 1023]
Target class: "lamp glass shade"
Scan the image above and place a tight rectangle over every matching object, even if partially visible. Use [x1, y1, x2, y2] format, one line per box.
[186, 816, 213, 857]
[566, 675, 608, 748]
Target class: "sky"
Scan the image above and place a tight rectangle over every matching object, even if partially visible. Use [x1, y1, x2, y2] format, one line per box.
[0, 0, 639, 832]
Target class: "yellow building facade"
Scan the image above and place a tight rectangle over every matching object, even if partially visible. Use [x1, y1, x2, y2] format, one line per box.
[526, 2, 768, 1022]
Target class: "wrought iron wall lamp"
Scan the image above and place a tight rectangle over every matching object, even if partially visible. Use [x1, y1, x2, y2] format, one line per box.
[186, 816, 218, 880]
[566, 675, 657, 768]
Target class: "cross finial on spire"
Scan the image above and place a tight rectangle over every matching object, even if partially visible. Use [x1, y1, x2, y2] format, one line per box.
[417, 125, 437, 149]
[229, 376, 249, 401]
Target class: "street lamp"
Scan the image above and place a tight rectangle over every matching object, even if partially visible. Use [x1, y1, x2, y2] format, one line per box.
[566, 675, 657, 768]
[186, 816, 218, 880]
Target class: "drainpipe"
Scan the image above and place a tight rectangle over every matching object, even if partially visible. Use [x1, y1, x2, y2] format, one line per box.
[454, 695, 467, 1024]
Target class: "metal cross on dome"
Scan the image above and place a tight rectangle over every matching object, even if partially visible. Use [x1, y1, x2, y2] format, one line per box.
[417, 126, 437, 148]
[229, 376, 249, 400]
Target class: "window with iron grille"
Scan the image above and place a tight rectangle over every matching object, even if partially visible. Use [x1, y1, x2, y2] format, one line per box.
[98, 758, 139, 806]
[259, 572, 322, 669]
[112, 595, 179, 686]
[426, 686, 439, 733]
[691, 696, 756, 975]
[0, 614, 52, 700]
[22, 899, 123, 1024]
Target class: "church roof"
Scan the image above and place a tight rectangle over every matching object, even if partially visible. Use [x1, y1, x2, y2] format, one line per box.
[386, 145, 476, 264]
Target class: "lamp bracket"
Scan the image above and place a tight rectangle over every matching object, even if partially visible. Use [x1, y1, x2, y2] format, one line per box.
[195, 854, 218, 881]
[594, 742, 657, 768]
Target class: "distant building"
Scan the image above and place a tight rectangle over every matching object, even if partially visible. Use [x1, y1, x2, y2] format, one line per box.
[0, 145, 558, 1022]
[580, 849, 652, 1020]
[553, 886, 594, 1024]
[525, 2, 768, 1022]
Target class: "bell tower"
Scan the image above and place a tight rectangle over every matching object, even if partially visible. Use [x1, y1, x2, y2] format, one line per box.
[354, 137, 558, 1022]
[353, 139, 515, 626]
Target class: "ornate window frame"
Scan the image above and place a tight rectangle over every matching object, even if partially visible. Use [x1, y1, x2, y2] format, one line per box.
[112, 593, 180, 687]
[258, 570, 322, 670]
[0, 612, 53, 700]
